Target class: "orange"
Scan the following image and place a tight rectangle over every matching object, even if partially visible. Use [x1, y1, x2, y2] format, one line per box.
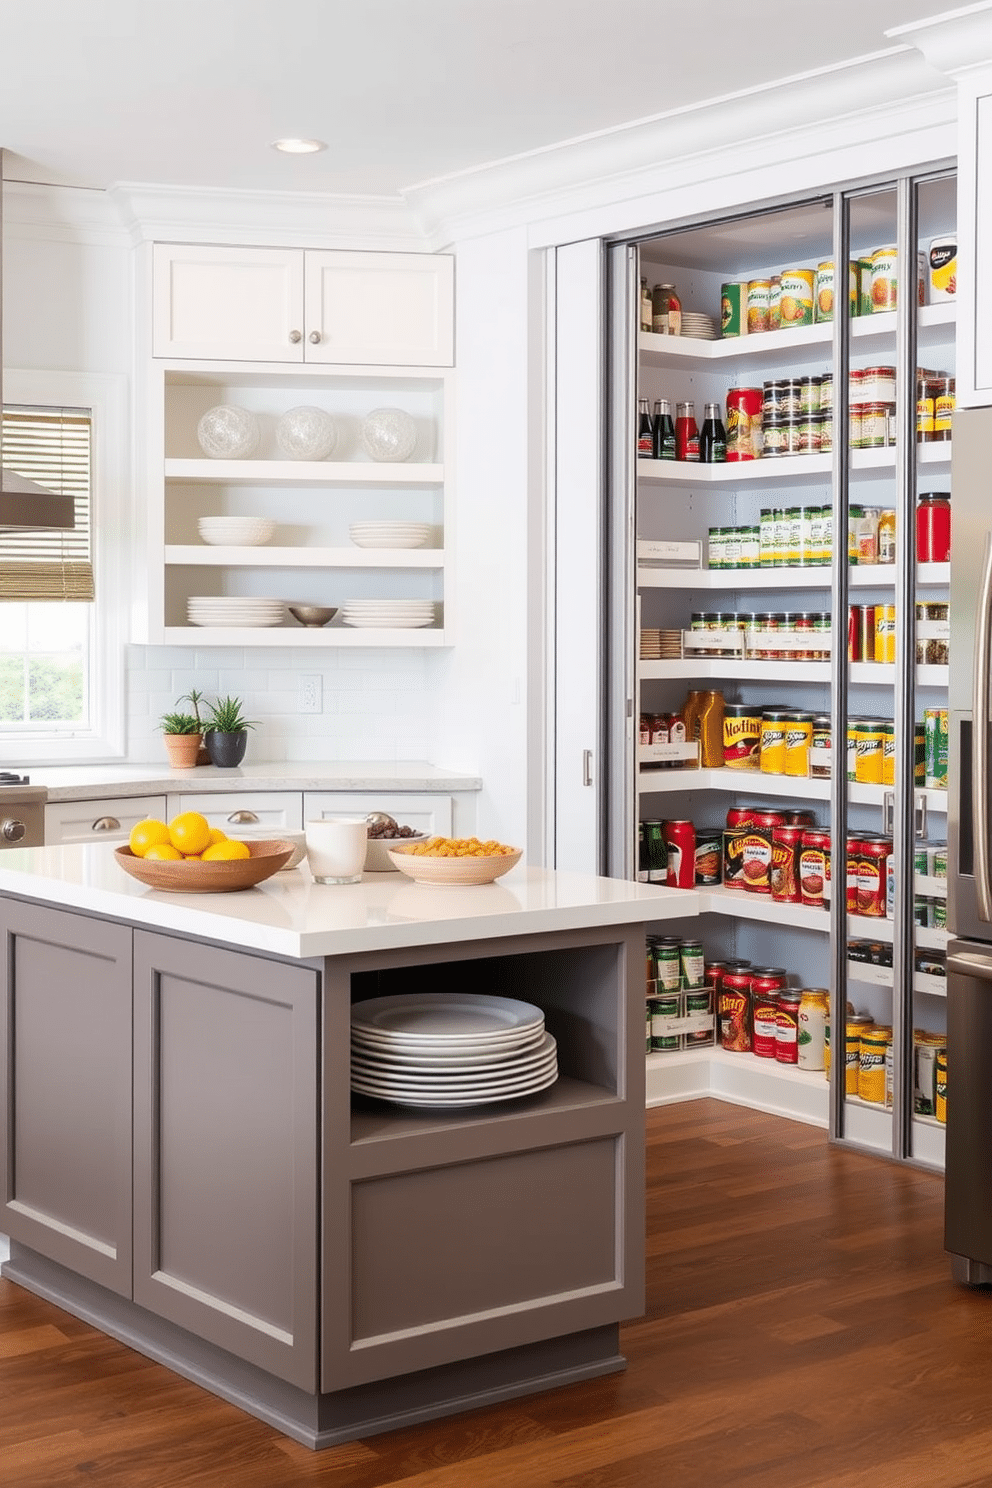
[144, 843, 182, 861]
[168, 811, 212, 856]
[202, 839, 251, 862]
[129, 818, 172, 858]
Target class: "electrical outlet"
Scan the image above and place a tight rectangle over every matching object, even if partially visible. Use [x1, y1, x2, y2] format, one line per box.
[298, 675, 322, 714]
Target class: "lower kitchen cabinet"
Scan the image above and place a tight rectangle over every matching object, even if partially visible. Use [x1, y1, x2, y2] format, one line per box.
[304, 790, 453, 838]
[167, 790, 304, 832]
[45, 794, 168, 845]
[132, 932, 319, 1391]
[0, 900, 133, 1295]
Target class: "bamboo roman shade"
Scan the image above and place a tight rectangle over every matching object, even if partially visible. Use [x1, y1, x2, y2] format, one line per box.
[0, 405, 94, 601]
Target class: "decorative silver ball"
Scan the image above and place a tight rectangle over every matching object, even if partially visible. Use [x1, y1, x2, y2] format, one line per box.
[360, 407, 418, 463]
[275, 405, 338, 461]
[196, 405, 260, 460]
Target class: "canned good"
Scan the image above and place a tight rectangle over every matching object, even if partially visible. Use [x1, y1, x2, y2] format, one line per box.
[775, 990, 803, 1064]
[859, 1025, 892, 1103]
[722, 702, 761, 770]
[746, 280, 771, 334]
[870, 247, 898, 312]
[878, 509, 896, 564]
[881, 722, 896, 788]
[654, 937, 682, 991]
[854, 718, 886, 786]
[928, 236, 957, 301]
[799, 829, 831, 909]
[694, 833, 722, 887]
[936, 1048, 947, 1124]
[759, 707, 791, 774]
[719, 971, 753, 1052]
[810, 714, 832, 779]
[720, 281, 748, 337]
[751, 986, 780, 1058]
[856, 258, 874, 316]
[925, 708, 949, 790]
[664, 819, 697, 889]
[723, 827, 748, 891]
[814, 261, 835, 322]
[917, 380, 935, 442]
[726, 806, 757, 830]
[770, 824, 803, 903]
[740, 812, 784, 895]
[798, 989, 828, 1070]
[862, 365, 897, 404]
[779, 268, 815, 327]
[850, 834, 892, 917]
[650, 993, 682, 1052]
[914, 1032, 945, 1117]
[917, 493, 951, 563]
[846, 1015, 874, 1094]
[680, 938, 705, 989]
[784, 711, 814, 777]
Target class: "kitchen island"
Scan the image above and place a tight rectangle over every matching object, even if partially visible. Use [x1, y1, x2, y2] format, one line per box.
[0, 844, 692, 1449]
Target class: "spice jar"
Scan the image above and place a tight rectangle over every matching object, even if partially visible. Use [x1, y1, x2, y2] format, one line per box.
[917, 493, 951, 563]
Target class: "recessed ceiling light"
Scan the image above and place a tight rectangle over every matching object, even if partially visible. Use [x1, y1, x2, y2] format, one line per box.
[271, 138, 326, 155]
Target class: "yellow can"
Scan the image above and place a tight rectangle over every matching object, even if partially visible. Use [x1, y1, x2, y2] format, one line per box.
[784, 712, 814, 777]
[759, 708, 790, 775]
[854, 719, 885, 786]
[858, 1024, 892, 1104]
[881, 723, 896, 787]
[874, 604, 896, 665]
[936, 1048, 948, 1124]
[779, 268, 815, 327]
[846, 1015, 873, 1095]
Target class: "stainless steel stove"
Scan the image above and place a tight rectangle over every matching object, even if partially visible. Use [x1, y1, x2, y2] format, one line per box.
[0, 773, 47, 848]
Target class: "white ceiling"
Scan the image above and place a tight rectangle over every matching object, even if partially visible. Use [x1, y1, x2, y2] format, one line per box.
[0, 0, 959, 200]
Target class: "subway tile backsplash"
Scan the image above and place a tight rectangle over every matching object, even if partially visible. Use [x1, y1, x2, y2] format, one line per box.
[127, 645, 434, 763]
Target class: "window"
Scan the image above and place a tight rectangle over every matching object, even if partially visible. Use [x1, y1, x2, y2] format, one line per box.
[0, 371, 127, 763]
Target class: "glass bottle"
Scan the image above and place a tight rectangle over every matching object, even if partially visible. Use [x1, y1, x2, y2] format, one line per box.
[651, 282, 681, 336]
[637, 397, 653, 456]
[640, 277, 652, 333]
[699, 401, 727, 463]
[675, 401, 699, 461]
[652, 397, 676, 460]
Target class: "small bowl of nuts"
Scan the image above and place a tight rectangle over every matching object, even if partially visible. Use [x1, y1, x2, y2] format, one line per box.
[364, 813, 429, 872]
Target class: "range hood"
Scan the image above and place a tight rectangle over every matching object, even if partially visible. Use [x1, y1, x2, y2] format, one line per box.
[0, 148, 74, 531]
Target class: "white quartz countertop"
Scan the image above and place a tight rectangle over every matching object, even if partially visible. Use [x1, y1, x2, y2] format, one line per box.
[0, 843, 693, 959]
[27, 761, 482, 803]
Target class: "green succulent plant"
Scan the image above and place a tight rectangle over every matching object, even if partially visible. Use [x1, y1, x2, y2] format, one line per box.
[158, 711, 201, 735]
[205, 694, 256, 734]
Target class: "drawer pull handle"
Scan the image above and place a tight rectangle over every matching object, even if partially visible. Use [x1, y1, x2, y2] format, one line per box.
[308, 330, 321, 344]
[92, 816, 121, 832]
[227, 810, 260, 824]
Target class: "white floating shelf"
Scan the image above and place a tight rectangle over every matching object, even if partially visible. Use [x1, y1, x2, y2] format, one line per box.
[697, 885, 830, 932]
[638, 765, 831, 799]
[637, 302, 954, 363]
[639, 658, 832, 682]
[160, 626, 449, 647]
[165, 545, 443, 568]
[637, 442, 950, 487]
[165, 458, 444, 485]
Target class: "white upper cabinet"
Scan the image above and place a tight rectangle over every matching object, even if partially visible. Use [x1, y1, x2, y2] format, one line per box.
[152, 245, 454, 367]
[956, 67, 992, 408]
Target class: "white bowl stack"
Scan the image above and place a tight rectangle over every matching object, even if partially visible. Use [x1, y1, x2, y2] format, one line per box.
[187, 596, 284, 627]
[197, 516, 276, 546]
[341, 599, 435, 629]
[350, 993, 558, 1108]
[349, 522, 432, 549]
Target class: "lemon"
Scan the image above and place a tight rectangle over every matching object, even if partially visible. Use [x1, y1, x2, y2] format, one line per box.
[129, 818, 172, 858]
[144, 843, 182, 861]
[202, 839, 251, 862]
[206, 826, 228, 847]
[168, 811, 212, 856]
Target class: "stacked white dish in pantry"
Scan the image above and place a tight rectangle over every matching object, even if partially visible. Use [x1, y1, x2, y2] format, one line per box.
[341, 599, 436, 628]
[350, 993, 559, 1108]
[187, 596, 284, 627]
[348, 522, 432, 549]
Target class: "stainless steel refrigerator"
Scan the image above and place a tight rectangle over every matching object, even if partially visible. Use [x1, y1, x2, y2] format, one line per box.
[946, 406, 992, 1284]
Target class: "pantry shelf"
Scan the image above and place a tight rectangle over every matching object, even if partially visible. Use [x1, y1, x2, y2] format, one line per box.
[636, 563, 950, 591]
[165, 545, 442, 568]
[697, 885, 830, 932]
[164, 458, 444, 485]
[636, 443, 951, 486]
[637, 302, 955, 365]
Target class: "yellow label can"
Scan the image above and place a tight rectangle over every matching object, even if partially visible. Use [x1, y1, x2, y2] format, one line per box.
[858, 1024, 892, 1104]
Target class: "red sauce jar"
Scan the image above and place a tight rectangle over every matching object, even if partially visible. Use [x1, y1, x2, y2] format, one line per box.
[916, 493, 950, 563]
[663, 819, 696, 888]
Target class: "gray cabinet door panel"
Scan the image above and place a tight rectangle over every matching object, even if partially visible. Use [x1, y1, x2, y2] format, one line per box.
[132, 932, 319, 1391]
[0, 899, 132, 1295]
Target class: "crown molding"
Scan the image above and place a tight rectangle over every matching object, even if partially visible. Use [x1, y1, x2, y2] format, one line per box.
[108, 182, 428, 251]
[404, 48, 953, 248]
[888, 1, 992, 77]
[1, 179, 129, 247]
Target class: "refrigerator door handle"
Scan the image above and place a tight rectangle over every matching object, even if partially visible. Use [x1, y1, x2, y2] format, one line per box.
[973, 531, 992, 922]
[948, 950, 992, 983]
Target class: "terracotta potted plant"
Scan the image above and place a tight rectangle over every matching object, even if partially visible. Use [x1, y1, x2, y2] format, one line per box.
[204, 694, 255, 769]
[159, 710, 203, 770]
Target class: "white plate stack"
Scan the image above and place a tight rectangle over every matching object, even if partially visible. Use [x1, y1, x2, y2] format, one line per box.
[680, 312, 717, 340]
[341, 599, 436, 628]
[349, 522, 432, 549]
[187, 596, 285, 627]
[350, 993, 558, 1107]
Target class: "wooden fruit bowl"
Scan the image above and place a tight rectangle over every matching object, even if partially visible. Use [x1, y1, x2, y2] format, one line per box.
[114, 840, 295, 893]
[386, 845, 522, 886]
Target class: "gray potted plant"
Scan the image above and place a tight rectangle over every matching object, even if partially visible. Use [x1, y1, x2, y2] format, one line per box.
[159, 709, 203, 770]
[204, 693, 256, 769]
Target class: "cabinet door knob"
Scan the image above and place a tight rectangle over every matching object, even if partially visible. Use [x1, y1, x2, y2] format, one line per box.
[289, 329, 302, 344]
[92, 816, 121, 832]
[308, 330, 321, 344]
[227, 810, 260, 824]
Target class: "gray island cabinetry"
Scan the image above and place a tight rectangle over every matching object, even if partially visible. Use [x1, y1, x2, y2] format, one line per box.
[0, 847, 687, 1449]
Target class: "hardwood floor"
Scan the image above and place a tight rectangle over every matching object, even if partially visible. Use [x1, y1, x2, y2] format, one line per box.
[3, 1098, 990, 1487]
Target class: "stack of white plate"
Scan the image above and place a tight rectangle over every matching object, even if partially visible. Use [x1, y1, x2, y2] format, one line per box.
[349, 522, 432, 549]
[681, 312, 717, 340]
[350, 993, 558, 1108]
[187, 596, 284, 627]
[197, 516, 276, 546]
[341, 599, 435, 629]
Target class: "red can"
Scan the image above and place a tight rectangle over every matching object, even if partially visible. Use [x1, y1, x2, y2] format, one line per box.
[726, 805, 755, 829]
[719, 971, 752, 1052]
[726, 387, 763, 461]
[775, 991, 803, 1064]
[751, 986, 780, 1058]
[663, 819, 696, 888]
[848, 604, 876, 662]
[799, 829, 831, 908]
[770, 824, 803, 902]
[704, 962, 727, 1001]
[917, 493, 951, 563]
[848, 834, 891, 917]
